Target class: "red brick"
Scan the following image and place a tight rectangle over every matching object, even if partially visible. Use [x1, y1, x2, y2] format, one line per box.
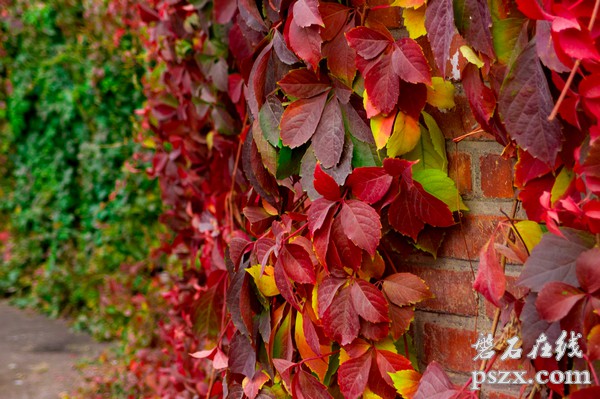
[427, 94, 494, 140]
[422, 323, 478, 373]
[439, 215, 503, 260]
[480, 154, 515, 198]
[448, 152, 473, 195]
[403, 265, 477, 316]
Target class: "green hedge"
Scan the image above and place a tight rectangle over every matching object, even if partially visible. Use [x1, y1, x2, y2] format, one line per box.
[0, 0, 162, 338]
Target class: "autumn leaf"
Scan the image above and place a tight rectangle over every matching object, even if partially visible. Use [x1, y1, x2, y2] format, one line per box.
[391, 38, 431, 85]
[383, 273, 433, 306]
[425, 0, 455, 76]
[322, 285, 360, 345]
[340, 200, 382, 256]
[473, 237, 506, 307]
[350, 279, 390, 323]
[280, 92, 329, 148]
[347, 167, 393, 204]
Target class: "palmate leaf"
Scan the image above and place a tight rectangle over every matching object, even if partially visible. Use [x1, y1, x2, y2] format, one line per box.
[347, 167, 393, 204]
[278, 68, 331, 99]
[382, 272, 433, 306]
[413, 361, 460, 399]
[277, 243, 316, 284]
[350, 279, 389, 323]
[425, 0, 455, 76]
[340, 200, 382, 256]
[536, 282, 585, 322]
[286, 8, 322, 71]
[280, 91, 329, 148]
[498, 41, 562, 166]
[313, 97, 345, 168]
[322, 285, 360, 345]
[391, 38, 432, 85]
[292, 370, 333, 399]
[338, 349, 372, 399]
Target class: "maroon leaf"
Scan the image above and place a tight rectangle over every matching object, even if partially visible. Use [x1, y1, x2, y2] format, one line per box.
[278, 69, 331, 99]
[498, 41, 563, 166]
[302, 305, 322, 355]
[462, 64, 496, 126]
[313, 98, 345, 168]
[238, 0, 268, 32]
[293, 0, 324, 28]
[229, 333, 257, 378]
[243, 369, 270, 399]
[536, 20, 569, 73]
[319, 2, 350, 41]
[347, 167, 393, 204]
[292, 370, 333, 399]
[521, 293, 562, 353]
[314, 163, 341, 200]
[360, 320, 390, 341]
[214, 0, 237, 24]
[317, 275, 346, 317]
[339, 200, 382, 255]
[570, 387, 600, 399]
[518, 229, 594, 291]
[323, 23, 357, 87]
[313, 209, 334, 268]
[273, 30, 300, 65]
[247, 43, 273, 120]
[576, 248, 600, 294]
[341, 102, 374, 143]
[536, 282, 585, 322]
[308, 198, 336, 233]
[346, 27, 391, 60]
[350, 279, 389, 323]
[455, 0, 494, 58]
[392, 38, 432, 85]
[278, 243, 316, 284]
[322, 285, 360, 345]
[280, 92, 328, 148]
[329, 216, 362, 271]
[286, 9, 323, 70]
[414, 361, 460, 399]
[338, 350, 372, 399]
[473, 238, 506, 307]
[425, 0, 455, 76]
[362, 51, 399, 115]
[382, 273, 433, 307]
[273, 359, 295, 390]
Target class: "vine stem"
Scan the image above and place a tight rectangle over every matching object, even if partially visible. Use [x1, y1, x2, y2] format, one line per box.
[548, 0, 600, 121]
[584, 354, 600, 385]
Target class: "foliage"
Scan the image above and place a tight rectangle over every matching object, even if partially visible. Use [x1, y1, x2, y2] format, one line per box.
[0, 0, 162, 338]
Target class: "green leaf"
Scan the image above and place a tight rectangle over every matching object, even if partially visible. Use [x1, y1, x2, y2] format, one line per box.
[550, 167, 574, 205]
[277, 143, 306, 179]
[413, 169, 468, 212]
[351, 136, 380, 167]
[404, 112, 447, 172]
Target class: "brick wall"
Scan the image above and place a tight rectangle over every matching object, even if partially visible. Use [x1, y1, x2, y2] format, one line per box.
[404, 94, 525, 398]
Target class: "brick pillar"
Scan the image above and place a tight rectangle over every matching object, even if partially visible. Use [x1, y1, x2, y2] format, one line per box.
[404, 95, 524, 398]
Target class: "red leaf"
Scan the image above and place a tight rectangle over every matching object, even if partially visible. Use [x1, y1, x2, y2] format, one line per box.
[286, 10, 323, 70]
[278, 69, 331, 99]
[313, 209, 334, 268]
[389, 305, 415, 339]
[347, 167, 393, 204]
[278, 243, 316, 284]
[280, 92, 328, 148]
[293, 0, 324, 28]
[340, 200, 382, 256]
[317, 275, 347, 317]
[338, 350, 372, 399]
[536, 281, 585, 322]
[462, 64, 496, 125]
[392, 38, 432, 85]
[382, 273, 433, 307]
[473, 237, 506, 307]
[515, 0, 552, 20]
[375, 349, 412, 386]
[308, 198, 336, 234]
[314, 163, 341, 200]
[351, 279, 389, 323]
[554, 27, 600, 62]
[341, 102, 374, 143]
[238, 0, 268, 32]
[229, 333, 257, 378]
[425, 0, 456, 76]
[329, 216, 362, 271]
[313, 98, 345, 168]
[498, 41, 563, 166]
[576, 248, 600, 294]
[346, 27, 391, 60]
[360, 320, 390, 341]
[388, 174, 454, 240]
[274, 260, 301, 310]
[322, 285, 360, 345]
[414, 361, 460, 399]
[214, 0, 237, 24]
[292, 370, 333, 399]
[243, 370, 270, 399]
[319, 2, 351, 41]
[536, 20, 569, 73]
[570, 387, 600, 399]
[363, 51, 400, 115]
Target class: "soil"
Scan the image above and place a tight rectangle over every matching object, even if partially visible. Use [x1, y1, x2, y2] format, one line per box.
[0, 301, 109, 399]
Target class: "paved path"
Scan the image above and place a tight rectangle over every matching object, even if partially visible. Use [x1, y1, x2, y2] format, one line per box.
[0, 301, 109, 399]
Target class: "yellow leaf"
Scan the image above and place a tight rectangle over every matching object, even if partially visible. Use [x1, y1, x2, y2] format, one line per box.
[295, 311, 330, 381]
[551, 167, 575, 205]
[142, 138, 156, 149]
[246, 265, 280, 297]
[371, 113, 396, 149]
[374, 336, 397, 352]
[402, 6, 427, 39]
[363, 90, 381, 118]
[459, 45, 484, 68]
[389, 369, 421, 399]
[391, 0, 426, 7]
[513, 221, 543, 254]
[387, 112, 421, 157]
[426, 77, 455, 110]
[363, 388, 384, 399]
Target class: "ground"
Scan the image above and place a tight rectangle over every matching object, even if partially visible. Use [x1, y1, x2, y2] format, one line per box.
[0, 301, 109, 399]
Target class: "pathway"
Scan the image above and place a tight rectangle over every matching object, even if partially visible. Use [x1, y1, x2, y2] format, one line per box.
[0, 301, 109, 399]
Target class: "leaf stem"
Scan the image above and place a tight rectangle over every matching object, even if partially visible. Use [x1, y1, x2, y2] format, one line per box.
[548, 0, 600, 121]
